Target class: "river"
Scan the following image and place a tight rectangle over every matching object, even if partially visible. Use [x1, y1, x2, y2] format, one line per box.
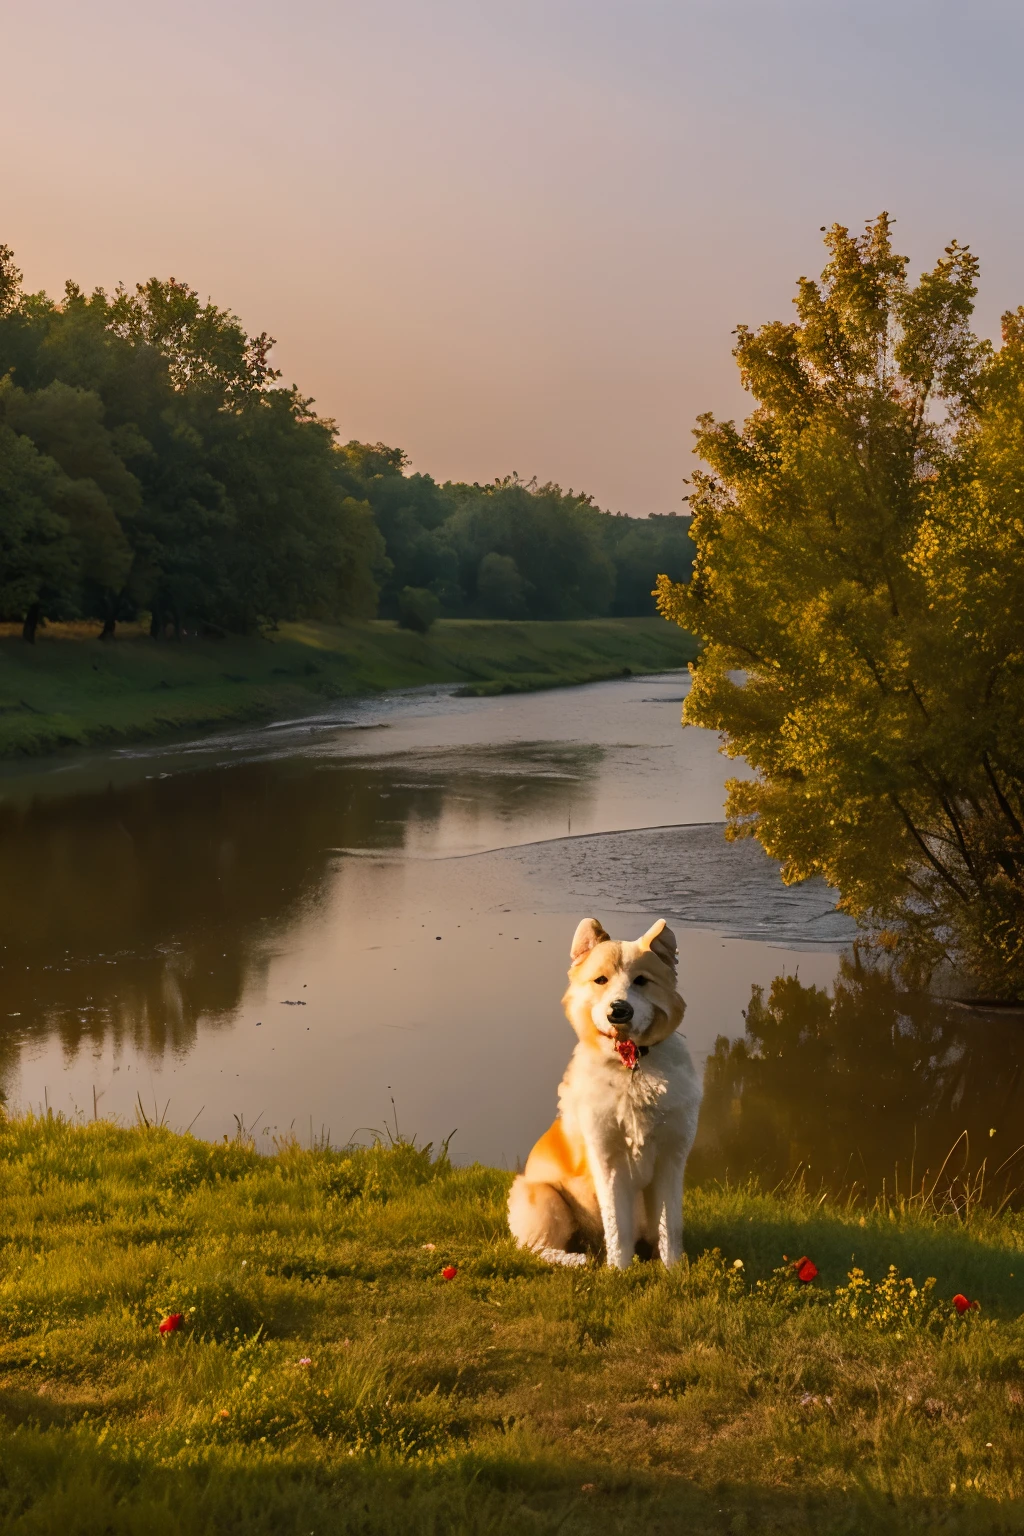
[1, 672, 1021, 1201]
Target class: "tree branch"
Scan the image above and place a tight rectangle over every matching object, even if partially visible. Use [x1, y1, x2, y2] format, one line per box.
[908, 758, 979, 883]
[889, 793, 970, 903]
[983, 751, 1024, 840]
[905, 677, 931, 722]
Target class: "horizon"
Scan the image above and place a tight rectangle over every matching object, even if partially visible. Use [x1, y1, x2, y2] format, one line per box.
[4, 0, 1024, 514]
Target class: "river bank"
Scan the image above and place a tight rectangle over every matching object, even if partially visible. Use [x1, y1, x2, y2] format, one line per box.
[0, 617, 697, 758]
[0, 1115, 1020, 1535]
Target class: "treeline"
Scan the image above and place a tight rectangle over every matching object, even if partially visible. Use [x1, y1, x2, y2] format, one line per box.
[336, 447, 694, 625]
[0, 247, 693, 640]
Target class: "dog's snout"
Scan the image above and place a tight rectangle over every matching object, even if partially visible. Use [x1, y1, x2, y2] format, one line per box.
[608, 1000, 634, 1024]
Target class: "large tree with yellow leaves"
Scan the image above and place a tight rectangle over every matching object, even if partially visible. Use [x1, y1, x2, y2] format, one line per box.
[657, 215, 1024, 999]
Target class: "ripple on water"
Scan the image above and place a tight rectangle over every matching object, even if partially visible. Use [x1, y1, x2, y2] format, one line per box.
[502, 823, 857, 948]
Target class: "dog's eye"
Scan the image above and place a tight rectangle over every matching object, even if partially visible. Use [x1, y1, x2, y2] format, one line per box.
[633, 975, 649, 987]
[593, 975, 608, 985]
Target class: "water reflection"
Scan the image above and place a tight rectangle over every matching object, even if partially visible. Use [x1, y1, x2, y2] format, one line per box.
[3, 671, 1019, 1183]
[0, 745, 595, 1075]
[690, 952, 1024, 1205]
[507, 824, 855, 948]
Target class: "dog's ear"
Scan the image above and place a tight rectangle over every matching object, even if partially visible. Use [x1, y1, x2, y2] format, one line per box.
[569, 917, 610, 965]
[638, 919, 678, 972]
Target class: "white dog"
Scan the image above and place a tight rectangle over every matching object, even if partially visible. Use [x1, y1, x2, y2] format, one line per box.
[508, 917, 701, 1269]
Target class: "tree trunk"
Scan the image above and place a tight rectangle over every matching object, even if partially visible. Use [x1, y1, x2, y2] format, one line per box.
[99, 615, 116, 640]
[22, 602, 41, 644]
[150, 607, 163, 640]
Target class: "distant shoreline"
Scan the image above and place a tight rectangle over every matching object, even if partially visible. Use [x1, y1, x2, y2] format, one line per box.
[0, 616, 697, 760]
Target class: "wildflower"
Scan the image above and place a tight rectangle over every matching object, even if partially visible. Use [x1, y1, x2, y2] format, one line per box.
[422, 1243, 436, 1251]
[442, 1265, 458, 1281]
[158, 1313, 183, 1334]
[792, 1257, 818, 1284]
[298, 1357, 312, 1367]
[732, 1259, 744, 1270]
[953, 1293, 978, 1315]
[581, 1484, 595, 1493]
[614, 1039, 640, 1070]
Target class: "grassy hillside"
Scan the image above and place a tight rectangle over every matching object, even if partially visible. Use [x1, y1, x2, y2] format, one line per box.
[0, 1115, 1021, 1533]
[0, 617, 698, 758]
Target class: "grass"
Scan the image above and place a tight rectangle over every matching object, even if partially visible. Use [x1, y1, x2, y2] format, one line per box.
[0, 1117, 1022, 1533]
[0, 617, 698, 758]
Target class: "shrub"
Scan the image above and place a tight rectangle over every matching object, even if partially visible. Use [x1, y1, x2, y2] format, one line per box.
[396, 586, 440, 634]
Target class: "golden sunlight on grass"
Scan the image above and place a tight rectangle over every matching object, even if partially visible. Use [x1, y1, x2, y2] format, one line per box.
[0, 1115, 1021, 1532]
[0, 618, 696, 758]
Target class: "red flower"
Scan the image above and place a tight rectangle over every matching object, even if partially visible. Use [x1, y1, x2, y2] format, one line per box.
[793, 1257, 818, 1284]
[953, 1294, 978, 1315]
[159, 1313, 183, 1334]
[441, 1266, 457, 1281]
[614, 1040, 639, 1069]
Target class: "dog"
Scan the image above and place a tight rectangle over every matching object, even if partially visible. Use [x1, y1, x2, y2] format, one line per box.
[507, 916, 701, 1269]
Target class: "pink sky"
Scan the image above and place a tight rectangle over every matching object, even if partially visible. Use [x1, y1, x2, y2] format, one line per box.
[3, 1, 1023, 514]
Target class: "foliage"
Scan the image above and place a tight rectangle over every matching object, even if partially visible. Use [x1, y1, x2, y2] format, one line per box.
[0, 1115, 1022, 1533]
[442, 477, 616, 620]
[333, 452, 697, 622]
[657, 214, 1024, 997]
[476, 550, 527, 618]
[396, 585, 440, 634]
[335, 443, 460, 614]
[0, 254, 386, 636]
[0, 412, 78, 621]
[602, 511, 696, 616]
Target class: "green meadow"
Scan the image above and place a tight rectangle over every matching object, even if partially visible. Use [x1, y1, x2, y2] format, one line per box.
[0, 617, 697, 759]
[0, 1114, 1021, 1534]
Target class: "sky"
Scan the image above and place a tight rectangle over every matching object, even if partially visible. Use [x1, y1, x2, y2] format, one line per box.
[3, 1, 1024, 515]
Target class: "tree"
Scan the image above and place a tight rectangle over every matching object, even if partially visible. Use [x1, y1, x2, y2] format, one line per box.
[476, 552, 526, 618]
[0, 244, 21, 317]
[0, 379, 137, 632]
[396, 585, 440, 634]
[658, 214, 1024, 998]
[333, 444, 455, 615]
[107, 276, 279, 400]
[444, 477, 615, 619]
[0, 424, 77, 640]
[602, 511, 695, 615]
[0, 250, 386, 637]
[199, 391, 384, 631]
[332, 445, 695, 621]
